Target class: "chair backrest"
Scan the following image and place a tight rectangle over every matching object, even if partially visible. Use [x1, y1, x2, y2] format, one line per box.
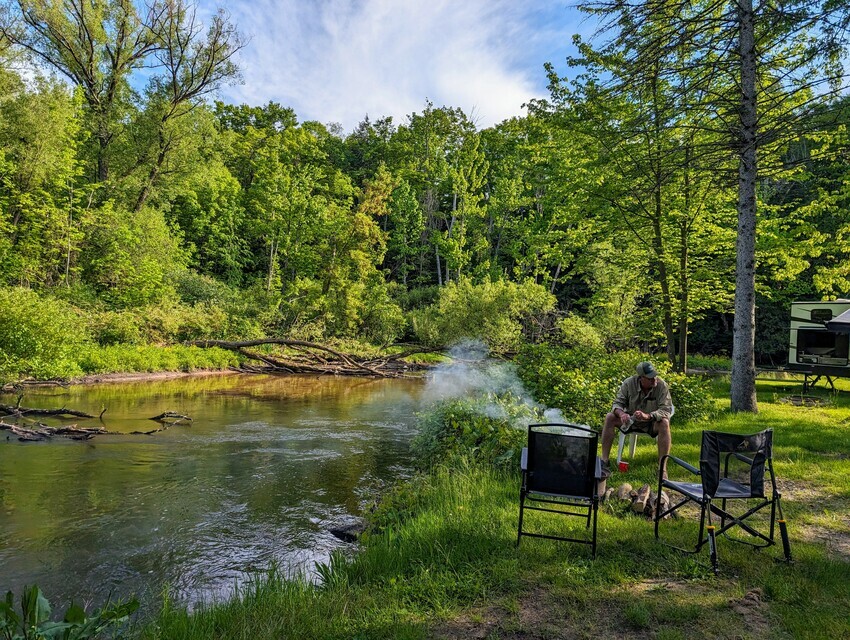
[699, 429, 773, 498]
[526, 423, 597, 498]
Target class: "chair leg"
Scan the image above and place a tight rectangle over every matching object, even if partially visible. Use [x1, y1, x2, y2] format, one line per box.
[616, 431, 626, 464]
[629, 433, 637, 458]
[591, 500, 598, 559]
[517, 494, 525, 547]
[707, 524, 718, 574]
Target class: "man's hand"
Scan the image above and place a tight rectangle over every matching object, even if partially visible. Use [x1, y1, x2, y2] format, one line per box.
[633, 410, 651, 422]
[616, 409, 631, 425]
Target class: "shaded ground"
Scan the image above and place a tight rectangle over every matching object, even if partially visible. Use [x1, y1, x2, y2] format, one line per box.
[431, 580, 777, 640]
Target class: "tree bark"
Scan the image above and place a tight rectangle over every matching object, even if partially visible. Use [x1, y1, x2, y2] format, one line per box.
[731, 0, 759, 413]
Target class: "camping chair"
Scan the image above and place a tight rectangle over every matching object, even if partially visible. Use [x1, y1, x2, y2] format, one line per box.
[616, 405, 675, 465]
[517, 423, 602, 557]
[654, 429, 791, 573]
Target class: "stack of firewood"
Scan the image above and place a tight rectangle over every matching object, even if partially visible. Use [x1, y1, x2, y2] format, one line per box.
[602, 482, 673, 519]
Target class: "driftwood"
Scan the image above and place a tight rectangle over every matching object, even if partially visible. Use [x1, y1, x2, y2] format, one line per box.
[1, 421, 107, 442]
[149, 411, 192, 425]
[0, 403, 95, 419]
[188, 339, 437, 377]
[1, 400, 193, 441]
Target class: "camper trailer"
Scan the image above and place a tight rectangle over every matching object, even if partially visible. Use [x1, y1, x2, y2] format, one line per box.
[788, 300, 850, 384]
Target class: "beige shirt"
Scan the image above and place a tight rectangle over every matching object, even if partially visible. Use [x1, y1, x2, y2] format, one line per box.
[612, 375, 673, 422]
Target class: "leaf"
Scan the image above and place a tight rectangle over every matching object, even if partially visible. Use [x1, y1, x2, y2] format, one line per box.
[62, 603, 85, 625]
[21, 585, 51, 626]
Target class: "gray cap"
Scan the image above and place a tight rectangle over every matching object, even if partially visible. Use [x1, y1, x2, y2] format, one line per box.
[636, 361, 657, 378]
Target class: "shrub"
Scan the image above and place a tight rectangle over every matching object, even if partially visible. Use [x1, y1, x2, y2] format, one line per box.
[89, 310, 143, 345]
[557, 314, 605, 351]
[410, 277, 556, 352]
[411, 394, 540, 468]
[516, 345, 716, 426]
[170, 269, 238, 305]
[0, 287, 88, 380]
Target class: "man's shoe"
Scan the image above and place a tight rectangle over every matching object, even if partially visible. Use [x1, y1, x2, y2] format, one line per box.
[600, 459, 612, 479]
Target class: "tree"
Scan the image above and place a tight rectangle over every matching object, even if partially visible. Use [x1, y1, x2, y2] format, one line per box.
[577, 0, 850, 411]
[0, 0, 242, 191]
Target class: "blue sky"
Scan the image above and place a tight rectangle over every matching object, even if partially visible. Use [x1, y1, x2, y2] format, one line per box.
[203, 1, 590, 133]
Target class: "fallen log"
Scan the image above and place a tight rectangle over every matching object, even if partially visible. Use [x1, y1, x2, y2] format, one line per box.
[1, 421, 107, 441]
[188, 339, 435, 377]
[149, 411, 193, 424]
[0, 403, 95, 419]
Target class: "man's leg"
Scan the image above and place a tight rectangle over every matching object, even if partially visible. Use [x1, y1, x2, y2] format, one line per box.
[655, 417, 671, 477]
[601, 411, 618, 464]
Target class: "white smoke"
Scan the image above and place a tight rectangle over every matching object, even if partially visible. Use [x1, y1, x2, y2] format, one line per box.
[421, 339, 570, 428]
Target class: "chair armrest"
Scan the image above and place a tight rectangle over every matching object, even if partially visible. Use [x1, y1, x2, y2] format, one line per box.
[730, 452, 755, 465]
[521, 447, 528, 471]
[665, 455, 700, 476]
[594, 455, 602, 480]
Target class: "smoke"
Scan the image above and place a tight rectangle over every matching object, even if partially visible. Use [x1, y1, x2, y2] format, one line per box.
[421, 339, 567, 428]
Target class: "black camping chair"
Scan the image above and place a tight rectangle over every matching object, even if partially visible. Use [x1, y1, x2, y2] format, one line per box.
[517, 423, 602, 557]
[654, 429, 791, 573]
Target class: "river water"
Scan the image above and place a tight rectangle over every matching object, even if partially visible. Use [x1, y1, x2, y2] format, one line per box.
[0, 373, 423, 610]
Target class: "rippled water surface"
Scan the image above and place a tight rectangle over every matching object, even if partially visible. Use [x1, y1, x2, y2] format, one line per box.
[0, 373, 423, 609]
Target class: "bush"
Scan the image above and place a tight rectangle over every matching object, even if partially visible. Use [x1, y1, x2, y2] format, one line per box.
[89, 310, 143, 345]
[557, 314, 605, 351]
[516, 345, 716, 426]
[0, 287, 88, 380]
[76, 344, 240, 374]
[410, 277, 556, 352]
[411, 394, 540, 468]
[170, 269, 238, 305]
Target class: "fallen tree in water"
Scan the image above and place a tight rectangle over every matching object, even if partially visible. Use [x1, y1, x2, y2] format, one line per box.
[1, 403, 194, 441]
[187, 339, 436, 377]
[1, 421, 107, 441]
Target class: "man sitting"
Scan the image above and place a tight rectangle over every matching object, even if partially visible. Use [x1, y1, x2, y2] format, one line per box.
[600, 361, 673, 479]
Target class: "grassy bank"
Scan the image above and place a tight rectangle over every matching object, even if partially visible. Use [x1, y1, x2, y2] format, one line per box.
[138, 375, 850, 640]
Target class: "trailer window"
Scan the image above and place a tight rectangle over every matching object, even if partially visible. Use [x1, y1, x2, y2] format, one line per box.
[811, 309, 833, 322]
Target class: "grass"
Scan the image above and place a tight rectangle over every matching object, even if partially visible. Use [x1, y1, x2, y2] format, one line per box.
[140, 376, 850, 640]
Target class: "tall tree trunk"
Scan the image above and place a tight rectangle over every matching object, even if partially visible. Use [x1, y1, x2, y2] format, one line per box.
[731, 0, 759, 412]
[652, 187, 675, 365]
[677, 143, 691, 373]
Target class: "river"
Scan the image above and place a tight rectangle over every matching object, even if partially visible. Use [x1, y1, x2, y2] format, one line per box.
[0, 373, 423, 611]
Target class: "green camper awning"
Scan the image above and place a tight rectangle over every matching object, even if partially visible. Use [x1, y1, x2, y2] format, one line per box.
[826, 309, 850, 333]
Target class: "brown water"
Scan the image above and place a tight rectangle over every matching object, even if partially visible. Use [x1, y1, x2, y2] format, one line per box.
[0, 373, 423, 609]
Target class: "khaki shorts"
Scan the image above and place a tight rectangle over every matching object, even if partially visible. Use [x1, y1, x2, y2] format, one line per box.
[624, 420, 658, 438]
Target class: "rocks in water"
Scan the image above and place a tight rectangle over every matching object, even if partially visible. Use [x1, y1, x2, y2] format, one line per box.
[329, 519, 367, 543]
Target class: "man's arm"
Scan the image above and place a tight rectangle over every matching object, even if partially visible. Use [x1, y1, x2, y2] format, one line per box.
[650, 380, 674, 421]
[612, 379, 631, 421]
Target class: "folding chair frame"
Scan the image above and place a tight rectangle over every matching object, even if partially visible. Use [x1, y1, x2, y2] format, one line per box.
[653, 429, 792, 573]
[517, 423, 601, 557]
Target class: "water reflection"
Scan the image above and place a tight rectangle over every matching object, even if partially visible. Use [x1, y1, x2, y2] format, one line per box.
[0, 373, 423, 609]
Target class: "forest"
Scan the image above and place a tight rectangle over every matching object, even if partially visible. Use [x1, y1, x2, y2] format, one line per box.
[1, 0, 849, 393]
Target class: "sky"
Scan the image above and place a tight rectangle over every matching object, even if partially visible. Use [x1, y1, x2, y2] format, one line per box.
[203, 1, 589, 134]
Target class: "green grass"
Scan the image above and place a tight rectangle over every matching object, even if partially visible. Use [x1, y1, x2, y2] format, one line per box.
[140, 377, 850, 640]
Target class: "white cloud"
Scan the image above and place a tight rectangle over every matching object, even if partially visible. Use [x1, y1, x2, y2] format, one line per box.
[207, 0, 579, 133]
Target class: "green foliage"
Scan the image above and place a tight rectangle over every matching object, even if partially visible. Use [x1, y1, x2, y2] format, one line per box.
[75, 344, 239, 374]
[0, 585, 137, 640]
[687, 354, 732, 371]
[516, 345, 716, 426]
[79, 204, 186, 307]
[0, 288, 88, 380]
[556, 313, 604, 350]
[410, 277, 556, 351]
[411, 394, 538, 469]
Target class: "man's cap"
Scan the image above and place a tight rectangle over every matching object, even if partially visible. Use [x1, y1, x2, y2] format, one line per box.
[636, 361, 657, 378]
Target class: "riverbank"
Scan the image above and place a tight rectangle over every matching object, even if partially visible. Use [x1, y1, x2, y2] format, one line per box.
[0, 341, 440, 391]
[138, 376, 850, 640]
